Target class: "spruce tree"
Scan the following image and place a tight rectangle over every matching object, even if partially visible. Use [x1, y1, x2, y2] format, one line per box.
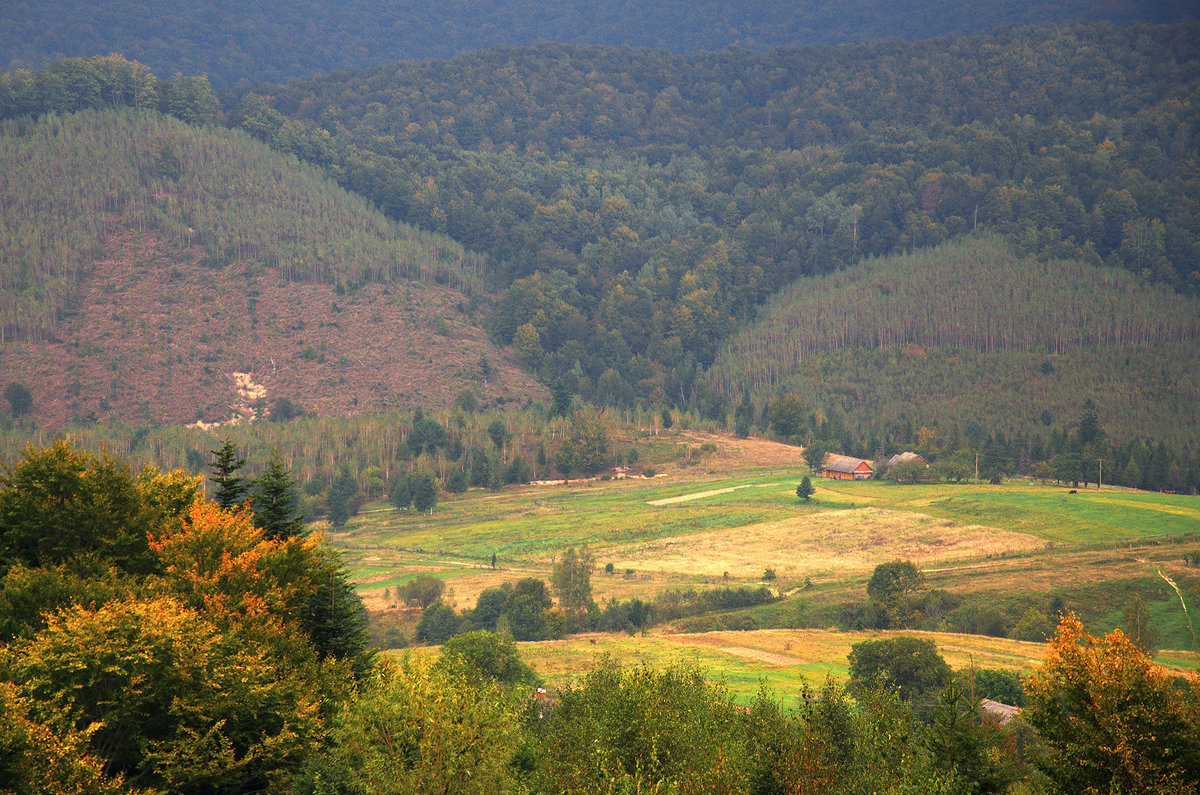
[253, 449, 305, 539]
[796, 476, 815, 501]
[734, 390, 754, 438]
[412, 470, 438, 513]
[209, 439, 248, 509]
[1078, 399, 1101, 446]
[327, 467, 359, 527]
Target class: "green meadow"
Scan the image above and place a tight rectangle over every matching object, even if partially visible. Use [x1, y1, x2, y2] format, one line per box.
[336, 447, 1200, 674]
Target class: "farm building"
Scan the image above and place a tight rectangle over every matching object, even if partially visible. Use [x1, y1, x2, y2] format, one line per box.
[818, 453, 875, 480]
[886, 451, 928, 468]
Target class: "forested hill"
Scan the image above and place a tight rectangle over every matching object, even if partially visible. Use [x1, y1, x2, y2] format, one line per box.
[706, 236, 1200, 445]
[228, 23, 1200, 420]
[0, 109, 544, 426]
[1, 0, 1193, 88]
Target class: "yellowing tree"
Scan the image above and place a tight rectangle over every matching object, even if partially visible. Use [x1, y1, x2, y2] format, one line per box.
[1024, 614, 1200, 794]
[9, 597, 326, 792]
[311, 655, 526, 794]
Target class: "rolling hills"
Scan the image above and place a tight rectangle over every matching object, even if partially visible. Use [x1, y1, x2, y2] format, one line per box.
[0, 109, 544, 426]
[2, 0, 1192, 88]
[705, 236, 1200, 445]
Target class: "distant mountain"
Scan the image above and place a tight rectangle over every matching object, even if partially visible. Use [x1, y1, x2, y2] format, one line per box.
[0, 0, 1194, 88]
[0, 109, 544, 426]
[705, 236, 1200, 445]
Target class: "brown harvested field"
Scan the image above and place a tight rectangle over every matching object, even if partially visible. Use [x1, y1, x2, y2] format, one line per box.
[596, 506, 1043, 582]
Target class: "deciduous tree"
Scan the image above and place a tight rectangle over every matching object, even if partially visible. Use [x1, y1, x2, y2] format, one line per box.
[1024, 614, 1200, 794]
[552, 546, 594, 628]
[866, 560, 927, 629]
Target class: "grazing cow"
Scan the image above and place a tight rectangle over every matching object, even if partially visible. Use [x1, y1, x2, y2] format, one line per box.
[1068, 489, 1077, 494]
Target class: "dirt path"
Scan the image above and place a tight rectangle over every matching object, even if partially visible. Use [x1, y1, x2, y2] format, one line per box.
[720, 646, 811, 666]
[647, 483, 777, 506]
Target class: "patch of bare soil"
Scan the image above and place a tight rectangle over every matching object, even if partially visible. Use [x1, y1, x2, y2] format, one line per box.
[676, 431, 809, 469]
[1, 233, 547, 426]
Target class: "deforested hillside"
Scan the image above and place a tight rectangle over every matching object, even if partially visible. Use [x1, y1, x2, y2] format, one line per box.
[0, 108, 484, 340]
[705, 236, 1200, 444]
[0, 109, 543, 425]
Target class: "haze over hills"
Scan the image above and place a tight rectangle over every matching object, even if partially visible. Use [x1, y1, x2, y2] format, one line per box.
[1, 0, 1194, 88]
[0, 109, 544, 426]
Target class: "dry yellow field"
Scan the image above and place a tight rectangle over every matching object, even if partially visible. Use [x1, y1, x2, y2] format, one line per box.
[513, 627, 1198, 702]
[594, 506, 1043, 582]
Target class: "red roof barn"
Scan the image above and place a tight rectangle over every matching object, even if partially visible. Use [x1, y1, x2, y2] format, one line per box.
[818, 453, 875, 480]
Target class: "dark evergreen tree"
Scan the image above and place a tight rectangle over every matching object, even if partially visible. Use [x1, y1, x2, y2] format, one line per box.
[1078, 398, 1101, 446]
[734, 390, 754, 438]
[389, 473, 413, 509]
[209, 439, 248, 510]
[412, 469, 438, 513]
[487, 419, 511, 451]
[445, 468, 469, 494]
[3, 383, 32, 417]
[326, 467, 359, 527]
[252, 449, 305, 539]
[796, 476, 815, 501]
[550, 379, 573, 417]
[301, 549, 373, 678]
[408, 408, 447, 456]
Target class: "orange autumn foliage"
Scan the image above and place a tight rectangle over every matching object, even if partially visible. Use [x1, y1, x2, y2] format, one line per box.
[148, 500, 323, 631]
[1024, 614, 1200, 794]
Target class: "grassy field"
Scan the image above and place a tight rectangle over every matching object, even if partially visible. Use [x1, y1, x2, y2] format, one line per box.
[407, 626, 1194, 704]
[334, 430, 1200, 654]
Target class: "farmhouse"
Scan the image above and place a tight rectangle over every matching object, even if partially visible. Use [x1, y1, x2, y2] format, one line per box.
[886, 451, 928, 468]
[818, 453, 875, 480]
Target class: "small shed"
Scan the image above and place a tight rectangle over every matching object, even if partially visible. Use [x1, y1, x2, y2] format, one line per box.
[818, 453, 875, 480]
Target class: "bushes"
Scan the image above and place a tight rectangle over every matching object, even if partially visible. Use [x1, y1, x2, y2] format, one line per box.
[537, 660, 748, 793]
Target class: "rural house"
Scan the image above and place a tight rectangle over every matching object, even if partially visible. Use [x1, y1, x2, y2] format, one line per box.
[886, 451, 928, 468]
[818, 453, 875, 480]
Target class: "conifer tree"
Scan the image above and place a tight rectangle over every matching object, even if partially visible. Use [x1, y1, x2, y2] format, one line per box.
[209, 439, 248, 510]
[412, 470, 438, 514]
[253, 449, 305, 539]
[796, 476, 815, 501]
[1078, 398, 1101, 446]
[327, 467, 359, 527]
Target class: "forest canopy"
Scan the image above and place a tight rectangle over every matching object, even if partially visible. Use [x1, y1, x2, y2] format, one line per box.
[1, 0, 1193, 88]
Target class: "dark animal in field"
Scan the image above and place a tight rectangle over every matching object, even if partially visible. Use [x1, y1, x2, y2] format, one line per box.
[1068, 489, 1078, 494]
